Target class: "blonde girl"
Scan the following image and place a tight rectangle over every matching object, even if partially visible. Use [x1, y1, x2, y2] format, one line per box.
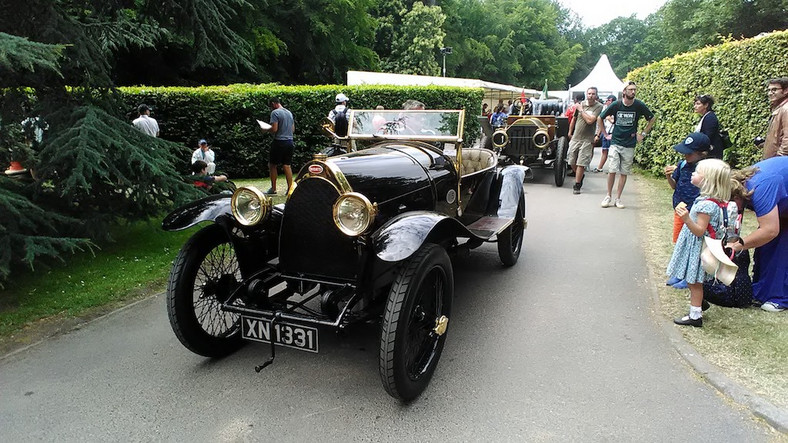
[666, 159, 733, 327]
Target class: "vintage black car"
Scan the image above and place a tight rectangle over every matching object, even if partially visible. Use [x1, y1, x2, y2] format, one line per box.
[162, 109, 529, 401]
[481, 113, 570, 186]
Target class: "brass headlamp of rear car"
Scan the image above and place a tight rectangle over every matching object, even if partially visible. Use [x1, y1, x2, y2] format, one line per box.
[333, 192, 377, 236]
[532, 129, 550, 149]
[231, 186, 271, 226]
[492, 128, 509, 149]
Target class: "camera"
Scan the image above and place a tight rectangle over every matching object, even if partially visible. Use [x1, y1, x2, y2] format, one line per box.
[753, 136, 765, 146]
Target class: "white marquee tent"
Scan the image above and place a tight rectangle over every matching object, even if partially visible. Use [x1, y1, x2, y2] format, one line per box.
[347, 70, 541, 108]
[567, 54, 625, 99]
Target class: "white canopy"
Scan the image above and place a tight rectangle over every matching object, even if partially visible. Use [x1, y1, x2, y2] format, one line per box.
[568, 54, 625, 97]
[347, 70, 541, 106]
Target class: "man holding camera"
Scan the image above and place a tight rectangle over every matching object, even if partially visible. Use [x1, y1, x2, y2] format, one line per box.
[763, 77, 788, 159]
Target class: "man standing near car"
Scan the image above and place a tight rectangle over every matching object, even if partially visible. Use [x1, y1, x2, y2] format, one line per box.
[597, 81, 656, 208]
[567, 87, 603, 194]
[762, 77, 788, 159]
[260, 97, 294, 195]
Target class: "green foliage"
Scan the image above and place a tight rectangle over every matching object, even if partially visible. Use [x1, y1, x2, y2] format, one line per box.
[38, 104, 202, 220]
[0, 178, 93, 287]
[656, 0, 788, 56]
[568, 0, 788, 86]
[0, 219, 197, 336]
[118, 84, 484, 177]
[628, 31, 788, 173]
[441, 0, 581, 88]
[0, 33, 64, 84]
[567, 15, 669, 84]
[385, 1, 446, 76]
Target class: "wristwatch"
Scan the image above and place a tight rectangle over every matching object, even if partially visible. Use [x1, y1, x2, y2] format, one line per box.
[640, 132, 648, 138]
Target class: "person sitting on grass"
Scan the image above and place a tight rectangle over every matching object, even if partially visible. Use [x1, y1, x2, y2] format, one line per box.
[190, 160, 228, 192]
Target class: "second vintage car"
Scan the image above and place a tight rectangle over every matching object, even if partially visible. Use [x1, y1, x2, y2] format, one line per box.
[481, 111, 570, 186]
[162, 109, 529, 401]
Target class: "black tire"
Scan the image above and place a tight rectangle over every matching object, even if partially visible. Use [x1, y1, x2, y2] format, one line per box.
[554, 136, 568, 187]
[497, 193, 526, 266]
[167, 224, 244, 357]
[379, 244, 454, 401]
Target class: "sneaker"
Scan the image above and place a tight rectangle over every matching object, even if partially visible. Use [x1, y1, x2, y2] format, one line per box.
[601, 195, 612, 208]
[567, 170, 576, 177]
[614, 198, 625, 209]
[264, 187, 277, 195]
[572, 182, 581, 194]
[674, 315, 703, 327]
[761, 302, 785, 312]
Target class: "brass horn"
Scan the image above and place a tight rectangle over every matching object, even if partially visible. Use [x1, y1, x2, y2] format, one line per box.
[320, 117, 338, 139]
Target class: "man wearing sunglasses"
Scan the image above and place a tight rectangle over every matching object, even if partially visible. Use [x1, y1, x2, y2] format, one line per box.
[763, 78, 788, 159]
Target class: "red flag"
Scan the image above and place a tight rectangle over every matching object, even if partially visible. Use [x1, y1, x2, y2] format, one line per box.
[520, 89, 526, 104]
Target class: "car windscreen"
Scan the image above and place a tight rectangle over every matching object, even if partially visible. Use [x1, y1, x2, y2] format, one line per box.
[348, 110, 463, 142]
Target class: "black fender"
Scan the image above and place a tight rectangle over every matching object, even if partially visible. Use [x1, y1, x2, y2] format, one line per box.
[162, 194, 231, 231]
[373, 211, 478, 262]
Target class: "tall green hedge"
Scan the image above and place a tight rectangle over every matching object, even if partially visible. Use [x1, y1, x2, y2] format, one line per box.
[629, 30, 788, 173]
[119, 84, 484, 178]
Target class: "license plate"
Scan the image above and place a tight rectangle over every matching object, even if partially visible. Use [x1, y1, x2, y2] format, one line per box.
[241, 316, 319, 353]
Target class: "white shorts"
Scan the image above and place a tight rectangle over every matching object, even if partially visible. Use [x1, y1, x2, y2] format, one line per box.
[605, 144, 635, 175]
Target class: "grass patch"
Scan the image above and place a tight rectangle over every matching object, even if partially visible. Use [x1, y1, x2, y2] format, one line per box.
[0, 219, 198, 338]
[0, 178, 283, 343]
[635, 172, 788, 409]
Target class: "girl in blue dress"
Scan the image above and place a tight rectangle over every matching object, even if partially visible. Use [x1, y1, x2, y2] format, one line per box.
[666, 159, 733, 327]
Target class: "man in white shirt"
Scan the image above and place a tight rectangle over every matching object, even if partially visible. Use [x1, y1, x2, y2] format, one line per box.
[132, 104, 159, 137]
[191, 139, 216, 174]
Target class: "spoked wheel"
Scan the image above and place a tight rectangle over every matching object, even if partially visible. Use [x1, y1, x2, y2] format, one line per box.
[380, 244, 454, 401]
[554, 136, 568, 187]
[497, 193, 526, 267]
[167, 224, 245, 357]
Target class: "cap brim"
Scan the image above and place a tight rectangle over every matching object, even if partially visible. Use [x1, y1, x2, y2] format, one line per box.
[673, 144, 694, 154]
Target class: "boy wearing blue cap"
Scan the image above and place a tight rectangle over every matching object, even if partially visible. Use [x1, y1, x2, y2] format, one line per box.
[664, 132, 710, 287]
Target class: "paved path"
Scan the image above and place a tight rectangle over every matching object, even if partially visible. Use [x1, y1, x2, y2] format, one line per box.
[0, 163, 777, 441]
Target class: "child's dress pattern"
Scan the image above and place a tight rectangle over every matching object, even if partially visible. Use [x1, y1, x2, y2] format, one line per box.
[666, 197, 726, 284]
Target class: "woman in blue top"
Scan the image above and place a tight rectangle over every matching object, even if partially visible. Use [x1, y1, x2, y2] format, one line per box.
[728, 156, 788, 312]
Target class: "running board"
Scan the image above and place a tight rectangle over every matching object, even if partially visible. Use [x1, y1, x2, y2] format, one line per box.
[466, 216, 514, 238]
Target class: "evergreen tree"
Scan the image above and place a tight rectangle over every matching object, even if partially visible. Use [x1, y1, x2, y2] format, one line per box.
[0, 2, 211, 287]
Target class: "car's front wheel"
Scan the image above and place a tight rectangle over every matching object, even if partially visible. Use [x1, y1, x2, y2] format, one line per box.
[379, 244, 454, 401]
[167, 224, 244, 357]
[497, 193, 526, 266]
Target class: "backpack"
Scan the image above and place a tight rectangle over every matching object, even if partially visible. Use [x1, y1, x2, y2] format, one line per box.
[719, 129, 733, 149]
[334, 107, 349, 137]
[702, 199, 751, 306]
